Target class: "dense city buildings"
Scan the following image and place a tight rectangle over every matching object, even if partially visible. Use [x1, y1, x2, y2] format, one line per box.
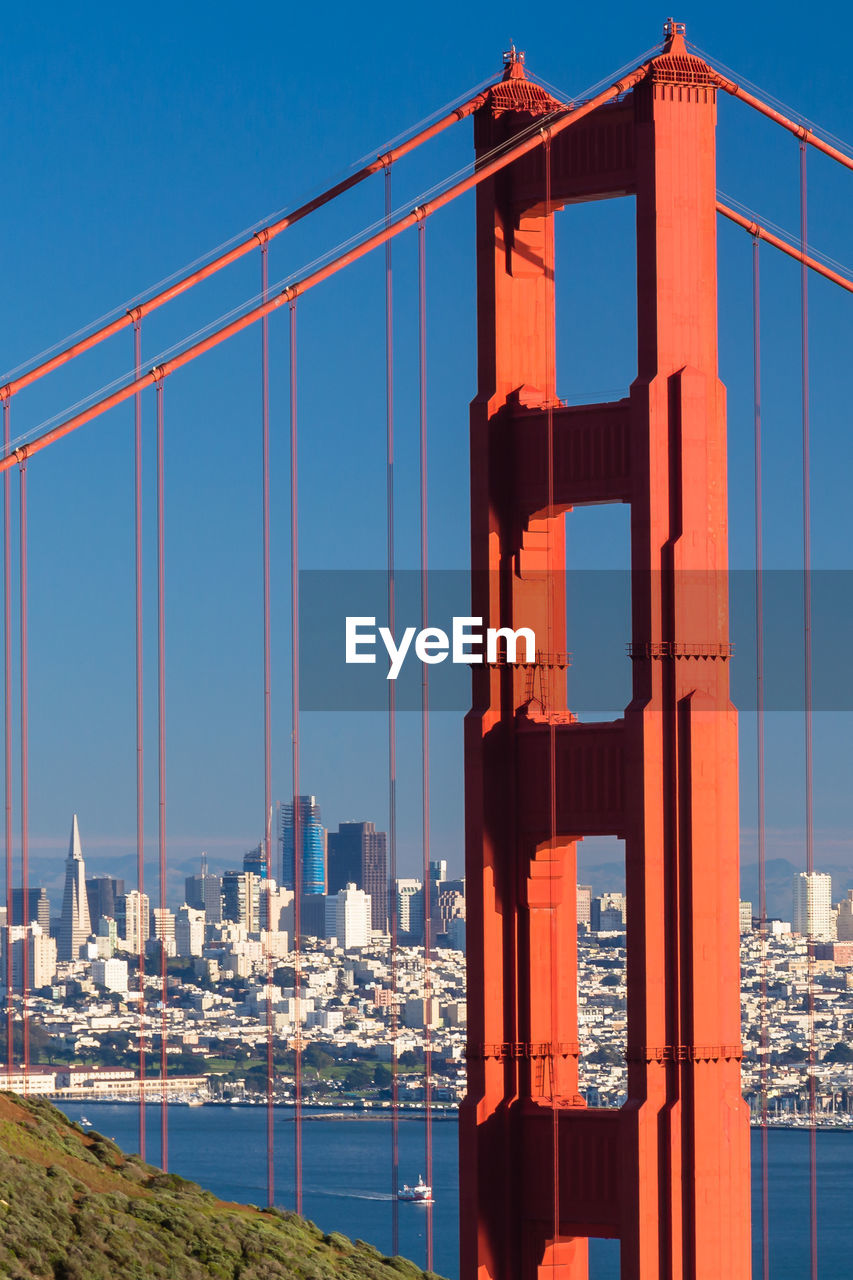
[279, 795, 326, 895]
[4, 810, 853, 1132]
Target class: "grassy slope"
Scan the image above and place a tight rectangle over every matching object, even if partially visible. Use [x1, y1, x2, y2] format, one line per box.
[0, 1093, 445, 1280]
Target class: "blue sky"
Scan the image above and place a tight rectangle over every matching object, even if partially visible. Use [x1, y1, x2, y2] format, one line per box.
[1, 0, 852, 899]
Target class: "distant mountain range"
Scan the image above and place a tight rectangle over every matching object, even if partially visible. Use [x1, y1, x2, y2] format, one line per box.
[575, 854, 852, 922]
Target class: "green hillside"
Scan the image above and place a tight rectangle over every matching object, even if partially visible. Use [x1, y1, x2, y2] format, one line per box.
[0, 1092, 445, 1280]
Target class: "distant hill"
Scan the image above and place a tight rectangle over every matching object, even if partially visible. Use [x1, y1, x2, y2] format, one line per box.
[0, 1092, 444, 1280]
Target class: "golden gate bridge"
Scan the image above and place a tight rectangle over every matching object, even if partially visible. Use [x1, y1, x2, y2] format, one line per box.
[2, 16, 852, 1279]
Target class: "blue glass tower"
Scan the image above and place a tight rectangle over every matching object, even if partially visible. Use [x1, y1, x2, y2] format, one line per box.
[279, 795, 326, 894]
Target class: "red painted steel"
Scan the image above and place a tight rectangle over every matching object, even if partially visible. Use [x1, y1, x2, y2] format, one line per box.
[713, 71, 853, 171]
[18, 461, 29, 1086]
[0, 62, 650, 478]
[133, 320, 147, 1160]
[0, 90, 493, 405]
[460, 29, 751, 1278]
[289, 300, 304, 1216]
[155, 381, 168, 1171]
[3, 403, 11, 1077]
[261, 244, 276, 1210]
[752, 237, 770, 1280]
[717, 201, 853, 291]
[384, 165, 401, 1258]
[418, 218, 434, 1273]
[799, 143, 818, 1280]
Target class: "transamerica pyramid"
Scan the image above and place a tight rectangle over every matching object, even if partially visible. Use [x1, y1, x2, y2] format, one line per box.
[58, 813, 92, 962]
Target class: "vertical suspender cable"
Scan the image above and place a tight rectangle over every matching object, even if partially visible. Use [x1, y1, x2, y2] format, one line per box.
[543, 131, 560, 1266]
[3, 402, 12, 1078]
[289, 298, 303, 1216]
[799, 140, 818, 1280]
[384, 163, 400, 1258]
[18, 459, 29, 1088]
[752, 235, 770, 1280]
[417, 216, 434, 1272]
[133, 319, 147, 1160]
[261, 242, 275, 1210]
[155, 379, 168, 1171]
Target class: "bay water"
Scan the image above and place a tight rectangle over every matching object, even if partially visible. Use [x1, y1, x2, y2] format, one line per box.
[56, 1103, 851, 1277]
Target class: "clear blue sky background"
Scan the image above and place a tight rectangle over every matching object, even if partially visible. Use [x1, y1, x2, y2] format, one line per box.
[1, 0, 851, 902]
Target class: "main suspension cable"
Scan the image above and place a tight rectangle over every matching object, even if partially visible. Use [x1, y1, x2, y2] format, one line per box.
[0, 87, 496, 405]
[0, 61, 653, 478]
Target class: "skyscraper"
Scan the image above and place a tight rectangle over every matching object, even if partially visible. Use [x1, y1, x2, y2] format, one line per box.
[185, 853, 222, 923]
[324, 884, 372, 950]
[11, 886, 51, 932]
[85, 875, 125, 927]
[242, 843, 268, 879]
[279, 796, 326, 895]
[58, 814, 92, 962]
[118, 890, 150, 954]
[222, 870, 260, 932]
[792, 872, 835, 940]
[327, 820, 388, 931]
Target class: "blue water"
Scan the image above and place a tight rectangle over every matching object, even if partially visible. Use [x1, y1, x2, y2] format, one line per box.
[55, 1103, 851, 1278]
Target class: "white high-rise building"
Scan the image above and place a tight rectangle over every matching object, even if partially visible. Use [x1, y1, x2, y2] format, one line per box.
[175, 905, 206, 957]
[324, 883, 372, 949]
[792, 872, 835, 940]
[91, 957, 129, 994]
[2, 922, 57, 990]
[395, 878, 424, 939]
[58, 814, 92, 962]
[119, 890, 150, 954]
[836, 890, 853, 941]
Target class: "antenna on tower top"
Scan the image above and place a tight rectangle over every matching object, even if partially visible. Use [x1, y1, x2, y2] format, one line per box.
[663, 16, 687, 38]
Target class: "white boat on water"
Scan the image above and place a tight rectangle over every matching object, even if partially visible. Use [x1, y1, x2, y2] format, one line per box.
[398, 1175, 433, 1203]
[79, 1116, 93, 1128]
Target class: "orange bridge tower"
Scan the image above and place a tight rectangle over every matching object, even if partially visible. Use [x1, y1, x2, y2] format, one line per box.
[460, 23, 751, 1280]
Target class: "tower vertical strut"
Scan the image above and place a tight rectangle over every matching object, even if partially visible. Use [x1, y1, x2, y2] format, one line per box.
[461, 25, 751, 1279]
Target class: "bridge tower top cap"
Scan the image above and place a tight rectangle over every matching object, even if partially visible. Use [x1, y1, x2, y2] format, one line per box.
[663, 16, 687, 48]
[501, 44, 526, 80]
